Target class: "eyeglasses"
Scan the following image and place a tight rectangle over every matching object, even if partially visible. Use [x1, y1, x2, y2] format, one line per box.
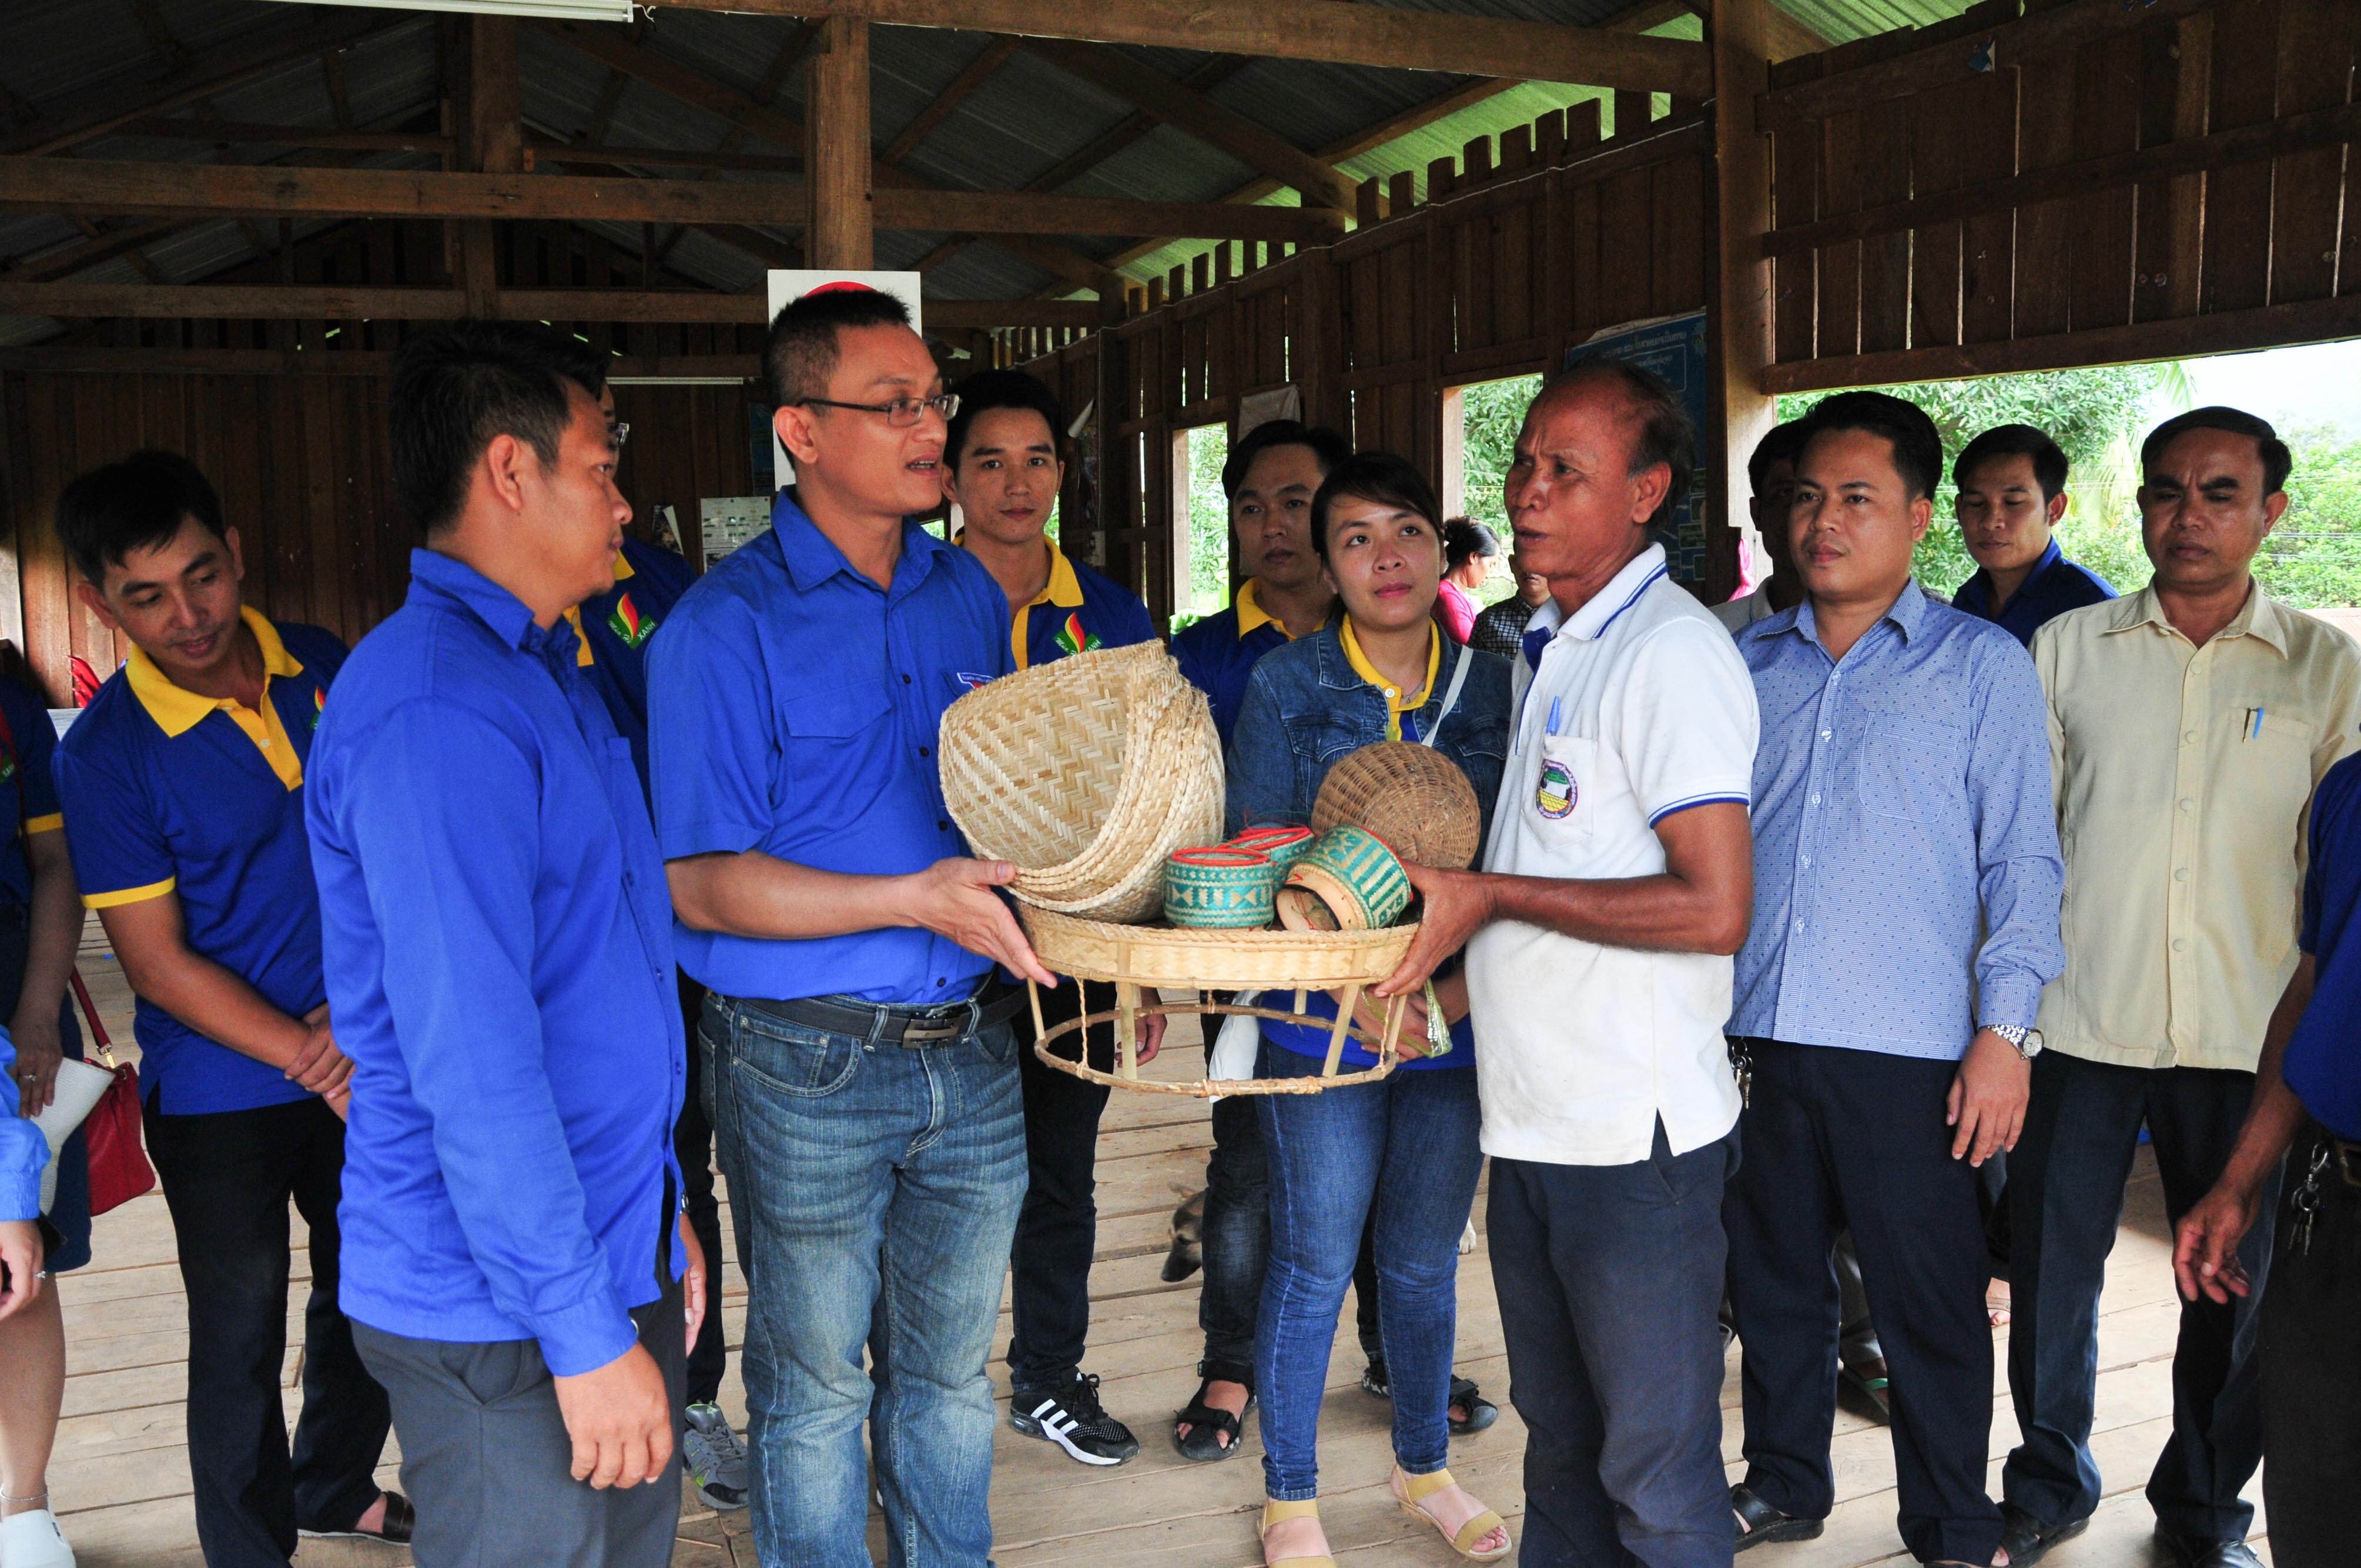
[795, 394, 960, 428]
[609, 421, 632, 449]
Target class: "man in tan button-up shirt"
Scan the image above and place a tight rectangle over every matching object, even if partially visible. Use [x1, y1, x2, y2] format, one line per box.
[2001, 408, 2361, 1568]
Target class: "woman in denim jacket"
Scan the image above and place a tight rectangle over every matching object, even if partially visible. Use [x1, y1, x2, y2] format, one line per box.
[1227, 453, 1513, 1568]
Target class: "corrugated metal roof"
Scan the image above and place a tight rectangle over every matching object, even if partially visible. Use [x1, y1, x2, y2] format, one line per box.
[0, 0, 1974, 340]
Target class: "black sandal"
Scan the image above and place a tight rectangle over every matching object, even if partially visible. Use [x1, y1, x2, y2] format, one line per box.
[1732, 1484, 1823, 1552]
[1359, 1359, 1500, 1437]
[1172, 1360, 1254, 1462]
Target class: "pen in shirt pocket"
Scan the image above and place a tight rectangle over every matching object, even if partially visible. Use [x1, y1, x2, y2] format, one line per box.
[1546, 696, 1562, 738]
[2246, 706, 2265, 741]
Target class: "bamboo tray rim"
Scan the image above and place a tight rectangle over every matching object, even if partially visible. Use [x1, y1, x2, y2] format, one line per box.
[1017, 903, 1417, 989]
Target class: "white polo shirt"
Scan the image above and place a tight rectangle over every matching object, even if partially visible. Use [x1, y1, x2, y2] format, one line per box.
[1468, 544, 1761, 1167]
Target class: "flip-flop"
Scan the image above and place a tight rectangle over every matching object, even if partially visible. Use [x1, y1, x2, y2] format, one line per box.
[1838, 1362, 1893, 1422]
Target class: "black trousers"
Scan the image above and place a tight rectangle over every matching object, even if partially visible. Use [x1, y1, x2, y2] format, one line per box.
[1490, 1128, 1736, 1568]
[1007, 977, 1116, 1388]
[676, 974, 725, 1409]
[2259, 1125, 2361, 1568]
[2003, 1052, 2273, 1541]
[141, 1094, 391, 1568]
[1723, 1040, 2001, 1566]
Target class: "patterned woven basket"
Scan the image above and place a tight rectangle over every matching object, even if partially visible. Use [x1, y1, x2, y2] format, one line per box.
[1311, 741, 1483, 869]
[940, 642, 1224, 922]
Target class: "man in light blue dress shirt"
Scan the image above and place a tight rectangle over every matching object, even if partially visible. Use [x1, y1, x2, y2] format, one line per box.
[1723, 392, 2064, 1568]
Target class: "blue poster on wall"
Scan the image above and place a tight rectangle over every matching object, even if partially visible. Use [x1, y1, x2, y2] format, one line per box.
[1561, 310, 1710, 584]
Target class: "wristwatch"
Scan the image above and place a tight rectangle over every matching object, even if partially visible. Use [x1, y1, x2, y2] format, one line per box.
[1988, 1023, 2043, 1060]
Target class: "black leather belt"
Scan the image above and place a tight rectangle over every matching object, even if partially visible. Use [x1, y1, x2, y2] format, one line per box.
[731, 986, 1024, 1048]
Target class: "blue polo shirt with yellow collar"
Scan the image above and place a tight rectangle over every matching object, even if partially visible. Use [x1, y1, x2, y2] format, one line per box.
[53, 607, 347, 1115]
[648, 489, 1014, 1006]
[962, 535, 1156, 672]
[0, 678, 66, 911]
[564, 536, 694, 798]
[1173, 578, 1297, 745]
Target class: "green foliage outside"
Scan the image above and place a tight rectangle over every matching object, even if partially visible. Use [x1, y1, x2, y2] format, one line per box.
[1179, 423, 1234, 633]
[1459, 376, 1545, 607]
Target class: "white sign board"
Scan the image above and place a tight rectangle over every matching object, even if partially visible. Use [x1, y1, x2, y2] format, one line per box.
[764, 270, 925, 491]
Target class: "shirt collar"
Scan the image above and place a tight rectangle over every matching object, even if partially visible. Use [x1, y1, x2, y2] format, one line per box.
[957, 532, 1084, 611]
[407, 547, 556, 657]
[773, 487, 949, 597]
[1338, 616, 1441, 722]
[1560, 544, 1667, 642]
[1780, 578, 1930, 648]
[1235, 578, 1298, 641]
[1960, 537, 2061, 615]
[126, 605, 304, 738]
[2102, 579, 2289, 657]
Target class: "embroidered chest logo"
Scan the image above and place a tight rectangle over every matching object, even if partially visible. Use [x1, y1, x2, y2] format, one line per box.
[309, 686, 326, 732]
[0, 753, 16, 786]
[955, 671, 994, 691]
[1535, 760, 1577, 820]
[1053, 611, 1101, 659]
[607, 593, 656, 649]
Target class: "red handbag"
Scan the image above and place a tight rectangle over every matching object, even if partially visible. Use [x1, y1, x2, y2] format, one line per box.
[68, 969, 155, 1215]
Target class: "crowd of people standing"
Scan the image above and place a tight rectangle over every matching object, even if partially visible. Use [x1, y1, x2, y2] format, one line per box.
[0, 282, 2354, 1568]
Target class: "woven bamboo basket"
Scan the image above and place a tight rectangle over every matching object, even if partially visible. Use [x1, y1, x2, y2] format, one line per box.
[1311, 741, 1483, 870]
[1017, 904, 1418, 1095]
[939, 644, 1224, 922]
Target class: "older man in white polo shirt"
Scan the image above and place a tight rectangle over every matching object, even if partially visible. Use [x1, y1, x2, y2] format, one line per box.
[1384, 360, 1759, 1568]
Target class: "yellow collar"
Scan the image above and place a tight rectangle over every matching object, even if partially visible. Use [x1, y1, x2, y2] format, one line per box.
[127, 607, 303, 739]
[564, 550, 639, 665]
[2106, 581, 2289, 658]
[1236, 578, 1301, 641]
[1339, 616, 1441, 742]
[960, 534, 1084, 669]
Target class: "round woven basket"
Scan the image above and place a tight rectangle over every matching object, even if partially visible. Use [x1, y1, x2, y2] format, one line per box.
[1017, 904, 1419, 1096]
[940, 643, 1224, 922]
[1311, 741, 1483, 869]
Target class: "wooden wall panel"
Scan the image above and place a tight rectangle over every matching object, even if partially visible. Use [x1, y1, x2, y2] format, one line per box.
[1765, 0, 2361, 391]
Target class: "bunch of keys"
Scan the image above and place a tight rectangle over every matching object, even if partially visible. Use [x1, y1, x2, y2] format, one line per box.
[1729, 1038, 1754, 1109]
[2288, 1140, 2332, 1257]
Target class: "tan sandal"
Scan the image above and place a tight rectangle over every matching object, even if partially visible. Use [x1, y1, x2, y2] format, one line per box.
[1260, 1498, 1335, 1568]
[1394, 1466, 1512, 1563]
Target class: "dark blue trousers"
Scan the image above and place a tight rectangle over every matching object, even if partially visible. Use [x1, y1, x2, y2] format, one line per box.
[2002, 1050, 2276, 1542]
[1723, 1040, 2001, 1567]
[1488, 1124, 1736, 1568]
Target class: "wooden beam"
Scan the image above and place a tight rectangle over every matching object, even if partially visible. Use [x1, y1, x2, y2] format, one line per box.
[125, 0, 187, 71]
[1, 217, 183, 280]
[805, 17, 873, 268]
[1022, 39, 1359, 213]
[5, 8, 396, 157]
[1764, 293, 2361, 395]
[1708, 0, 1776, 608]
[1757, 0, 2218, 132]
[538, 140, 801, 174]
[456, 16, 522, 315]
[534, 20, 1116, 292]
[112, 116, 456, 154]
[0, 281, 1103, 330]
[883, 35, 1018, 166]
[0, 346, 762, 376]
[656, 0, 1714, 94]
[0, 157, 1342, 241]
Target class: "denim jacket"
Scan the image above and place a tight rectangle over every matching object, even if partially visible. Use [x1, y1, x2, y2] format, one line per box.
[1225, 624, 1513, 1070]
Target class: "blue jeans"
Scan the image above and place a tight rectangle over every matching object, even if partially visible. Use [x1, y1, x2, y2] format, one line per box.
[1254, 1043, 1483, 1501]
[1491, 1126, 1736, 1568]
[701, 994, 1027, 1568]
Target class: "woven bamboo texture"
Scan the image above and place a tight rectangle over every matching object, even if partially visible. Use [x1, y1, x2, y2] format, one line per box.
[1311, 741, 1482, 869]
[1020, 904, 1415, 988]
[940, 642, 1224, 922]
[1027, 996, 1407, 1097]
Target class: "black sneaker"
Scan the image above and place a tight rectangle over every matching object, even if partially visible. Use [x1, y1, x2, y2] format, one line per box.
[1010, 1371, 1139, 1466]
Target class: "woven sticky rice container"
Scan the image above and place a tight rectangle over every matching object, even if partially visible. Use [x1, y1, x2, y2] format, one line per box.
[940, 642, 1224, 922]
[1311, 741, 1482, 869]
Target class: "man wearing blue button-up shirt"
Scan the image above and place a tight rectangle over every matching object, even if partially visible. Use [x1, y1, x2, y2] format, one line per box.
[649, 286, 1053, 1568]
[1724, 392, 2063, 1568]
[309, 322, 699, 1568]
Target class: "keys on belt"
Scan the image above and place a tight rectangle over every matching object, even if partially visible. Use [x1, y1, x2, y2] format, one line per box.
[2287, 1133, 2361, 1258]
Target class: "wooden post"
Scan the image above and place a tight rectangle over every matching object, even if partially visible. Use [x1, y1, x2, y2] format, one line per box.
[1707, 0, 1777, 608]
[804, 17, 873, 269]
[455, 15, 519, 317]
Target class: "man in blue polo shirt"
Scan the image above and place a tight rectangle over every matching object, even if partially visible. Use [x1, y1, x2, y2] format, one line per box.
[49, 451, 401, 1566]
[571, 391, 748, 1515]
[942, 367, 1161, 1466]
[2176, 746, 2361, 1568]
[649, 285, 1054, 1567]
[308, 320, 696, 1568]
[1949, 423, 2115, 646]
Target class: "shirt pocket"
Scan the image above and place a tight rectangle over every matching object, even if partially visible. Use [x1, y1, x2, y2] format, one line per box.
[1856, 712, 1967, 825]
[778, 683, 892, 741]
[1529, 733, 1599, 845]
[2228, 708, 2316, 842]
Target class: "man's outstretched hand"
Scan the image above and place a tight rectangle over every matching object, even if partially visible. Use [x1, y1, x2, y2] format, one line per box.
[906, 859, 1056, 987]
[2174, 1178, 2263, 1305]
[1377, 864, 1494, 1000]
